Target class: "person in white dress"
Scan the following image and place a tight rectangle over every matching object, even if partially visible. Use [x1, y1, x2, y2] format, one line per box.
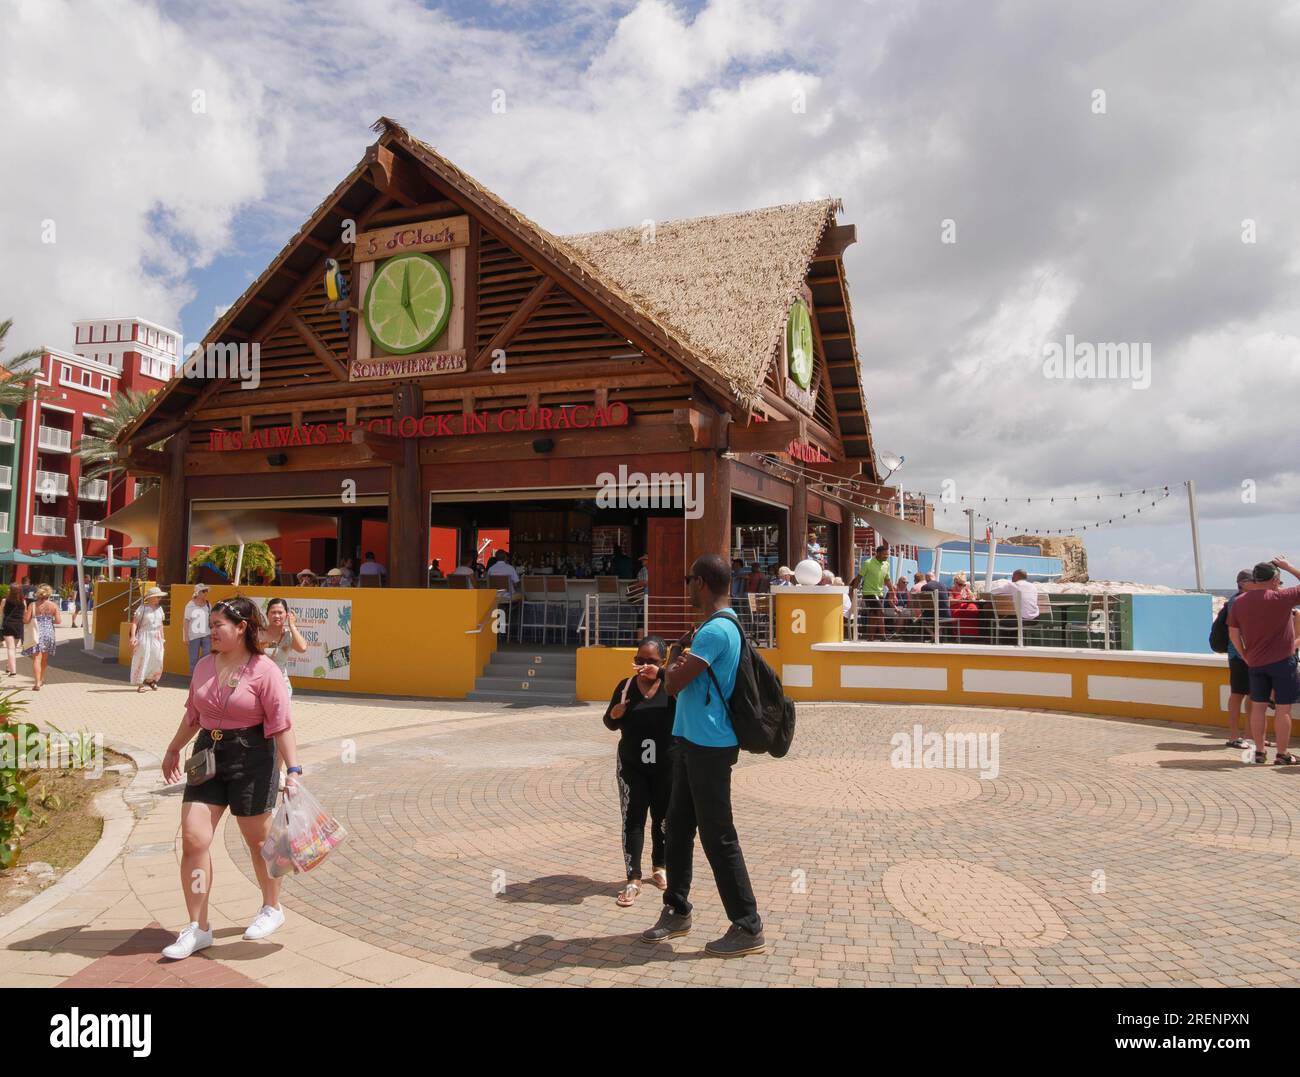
[130, 586, 168, 692]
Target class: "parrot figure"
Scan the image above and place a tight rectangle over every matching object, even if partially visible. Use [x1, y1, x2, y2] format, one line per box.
[324, 258, 350, 333]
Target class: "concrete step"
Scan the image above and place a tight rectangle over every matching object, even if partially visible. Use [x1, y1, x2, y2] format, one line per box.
[488, 651, 577, 669]
[472, 674, 578, 694]
[465, 689, 578, 706]
[481, 658, 576, 677]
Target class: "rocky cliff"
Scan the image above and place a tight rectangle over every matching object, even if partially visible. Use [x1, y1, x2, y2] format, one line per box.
[1004, 535, 1089, 582]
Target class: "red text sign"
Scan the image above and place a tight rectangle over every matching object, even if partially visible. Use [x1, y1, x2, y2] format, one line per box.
[207, 402, 631, 452]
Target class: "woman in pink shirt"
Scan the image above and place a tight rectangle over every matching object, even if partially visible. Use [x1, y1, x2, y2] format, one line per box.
[159, 596, 302, 960]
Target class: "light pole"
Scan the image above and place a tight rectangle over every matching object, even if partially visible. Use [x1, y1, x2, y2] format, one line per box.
[878, 450, 905, 575]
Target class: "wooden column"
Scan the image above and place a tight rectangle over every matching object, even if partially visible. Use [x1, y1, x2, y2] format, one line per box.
[837, 519, 856, 583]
[156, 433, 188, 587]
[685, 448, 731, 572]
[789, 473, 808, 567]
[388, 381, 425, 588]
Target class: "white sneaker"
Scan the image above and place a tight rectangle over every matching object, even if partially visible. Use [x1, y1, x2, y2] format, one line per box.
[161, 922, 213, 960]
[243, 904, 285, 941]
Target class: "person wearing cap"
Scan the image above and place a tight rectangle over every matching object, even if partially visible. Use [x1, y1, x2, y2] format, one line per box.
[772, 566, 794, 588]
[1228, 557, 1300, 764]
[1222, 569, 1258, 749]
[322, 567, 344, 588]
[182, 584, 213, 674]
[130, 586, 168, 692]
[295, 568, 317, 587]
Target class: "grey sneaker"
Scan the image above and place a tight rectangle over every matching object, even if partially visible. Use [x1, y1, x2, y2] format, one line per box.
[640, 907, 692, 943]
[704, 924, 766, 958]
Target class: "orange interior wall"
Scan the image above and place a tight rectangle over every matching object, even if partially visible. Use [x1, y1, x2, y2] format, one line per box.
[429, 526, 457, 572]
[361, 520, 389, 567]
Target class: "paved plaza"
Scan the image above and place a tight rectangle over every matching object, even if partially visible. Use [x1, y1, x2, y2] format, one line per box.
[2, 623, 1299, 988]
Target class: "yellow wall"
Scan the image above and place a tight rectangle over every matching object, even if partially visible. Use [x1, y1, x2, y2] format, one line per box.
[575, 589, 1236, 730]
[118, 585, 498, 698]
[93, 582, 131, 644]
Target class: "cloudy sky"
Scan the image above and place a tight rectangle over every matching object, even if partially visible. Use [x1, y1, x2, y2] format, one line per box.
[3, 0, 1297, 587]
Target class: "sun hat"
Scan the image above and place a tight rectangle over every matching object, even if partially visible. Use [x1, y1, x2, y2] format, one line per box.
[143, 586, 167, 600]
[326, 568, 343, 577]
[296, 568, 315, 577]
[193, 583, 209, 595]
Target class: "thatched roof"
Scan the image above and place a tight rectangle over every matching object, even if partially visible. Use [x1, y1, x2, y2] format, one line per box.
[563, 201, 840, 404]
[390, 119, 839, 406]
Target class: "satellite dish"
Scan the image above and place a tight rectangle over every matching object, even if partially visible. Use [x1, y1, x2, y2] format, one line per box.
[879, 450, 905, 475]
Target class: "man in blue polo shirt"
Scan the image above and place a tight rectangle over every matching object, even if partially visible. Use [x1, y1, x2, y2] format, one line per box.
[640, 553, 765, 957]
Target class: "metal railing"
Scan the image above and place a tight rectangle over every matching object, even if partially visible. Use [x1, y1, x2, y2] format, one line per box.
[35, 469, 69, 497]
[33, 515, 66, 537]
[0, 465, 9, 490]
[849, 587, 1119, 649]
[80, 521, 106, 540]
[78, 477, 108, 501]
[0, 418, 14, 443]
[579, 592, 774, 649]
[37, 426, 72, 452]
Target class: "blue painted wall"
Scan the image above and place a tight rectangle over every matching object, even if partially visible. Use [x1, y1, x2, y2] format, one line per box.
[917, 547, 1063, 582]
[1128, 593, 1213, 654]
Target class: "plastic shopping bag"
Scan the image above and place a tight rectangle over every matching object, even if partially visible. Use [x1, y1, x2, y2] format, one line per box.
[260, 782, 346, 877]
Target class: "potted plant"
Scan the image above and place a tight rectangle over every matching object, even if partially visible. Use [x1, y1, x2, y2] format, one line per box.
[59, 584, 75, 611]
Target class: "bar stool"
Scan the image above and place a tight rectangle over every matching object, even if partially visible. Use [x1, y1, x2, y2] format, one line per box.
[544, 576, 569, 644]
[518, 575, 548, 644]
[595, 576, 620, 646]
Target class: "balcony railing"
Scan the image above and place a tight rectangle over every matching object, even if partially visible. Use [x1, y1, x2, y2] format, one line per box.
[35, 470, 69, 498]
[33, 515, 66, 537]
[80, 521, 106, 540]
[37, 426, 72, 452]
[0, 512, 9, 532]
[0, 465, 10, 490]
[0, 418, 14, 444]
[78, 477, 108, 501]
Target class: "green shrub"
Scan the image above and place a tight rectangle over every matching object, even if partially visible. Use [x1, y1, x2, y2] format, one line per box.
[0, 691, 35, 870]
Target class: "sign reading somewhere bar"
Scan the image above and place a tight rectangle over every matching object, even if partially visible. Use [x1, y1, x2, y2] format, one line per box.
[207, 402, 631, 452]
[349, 351, 467, 381]
[353, 215, 470, 263]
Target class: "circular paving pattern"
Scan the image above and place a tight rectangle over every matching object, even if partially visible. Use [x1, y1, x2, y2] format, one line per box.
[882, 858, 1068, 948]
[732, 757, 984, 812]
[226, 702, 1300, 987]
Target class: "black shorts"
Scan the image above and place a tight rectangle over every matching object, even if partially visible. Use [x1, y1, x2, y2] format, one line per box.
[1248, 655, 1300, 707]
[860, 596, 884, 610]
[1228, 656, 1251, 696]
[182, 726, 279, 817]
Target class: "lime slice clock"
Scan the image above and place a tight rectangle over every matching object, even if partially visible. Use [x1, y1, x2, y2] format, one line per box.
[786, 299, 814, 390]
[364, 252, 453, 355]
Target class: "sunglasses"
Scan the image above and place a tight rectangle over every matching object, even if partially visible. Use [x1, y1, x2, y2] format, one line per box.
[632, 658, 661, 669]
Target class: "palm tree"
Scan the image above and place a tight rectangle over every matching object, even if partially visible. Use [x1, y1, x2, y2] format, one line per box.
[78, 388, 159, 482]
[0, 319, 43, 411]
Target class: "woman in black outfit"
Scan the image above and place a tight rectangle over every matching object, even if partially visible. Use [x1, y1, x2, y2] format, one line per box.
[603, 635, 675, 907]
[2, 588, 25, 677]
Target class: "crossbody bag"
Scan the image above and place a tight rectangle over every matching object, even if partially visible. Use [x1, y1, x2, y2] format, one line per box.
[185, 658, 252, 786]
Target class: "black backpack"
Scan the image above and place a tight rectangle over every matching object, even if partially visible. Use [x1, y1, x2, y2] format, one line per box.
[700, 611, 796, 758]
[1208, 600, 1231, 654]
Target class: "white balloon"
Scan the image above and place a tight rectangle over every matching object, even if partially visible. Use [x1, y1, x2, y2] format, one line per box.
[794, 559, 823, 586]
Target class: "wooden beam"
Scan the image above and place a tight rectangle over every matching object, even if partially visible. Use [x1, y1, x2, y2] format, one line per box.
[352, 427, 403, 465]
[388, 381, 425, 588]
[288, 312, 350, 382]
[366, 199, 460, 227]
[156, 433, 187, 587]
[118, 448, 168, 475]
[471, 277, 553, 370]
[365, 144, 424, 208]
[812, 223, 857, 261]
[728, 419, 802, 454]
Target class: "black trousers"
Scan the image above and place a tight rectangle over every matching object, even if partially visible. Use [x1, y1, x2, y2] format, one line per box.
[616, 751, 671, 880]
[663, 737, 762, 934]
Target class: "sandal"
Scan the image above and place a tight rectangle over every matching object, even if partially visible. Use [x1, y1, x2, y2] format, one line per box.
[1255, 751, 1268, 764]
[1226, 738, 1248, 749]
[1274, 753, 1300, 766]
[616, 880, 641, 907]
[149, 681, 159, 691]
[650, 868, 667, 890]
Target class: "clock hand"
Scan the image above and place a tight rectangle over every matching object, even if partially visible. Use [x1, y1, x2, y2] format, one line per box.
[400, 264, 411, 310]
